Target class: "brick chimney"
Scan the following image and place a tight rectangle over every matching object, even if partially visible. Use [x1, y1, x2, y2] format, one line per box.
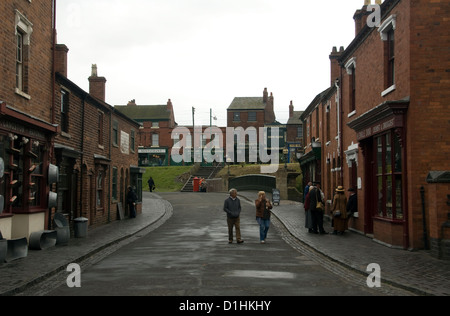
[263, 87, 269, 103]
[289, 101, 294, 118]
[264, 92, 276, 124]
[88, 64, 107, 102]
[330, 46, 344, 86]
[55, 44, 69, 77]
[354, 0, 383, 36]
[127, 99, 137, 106]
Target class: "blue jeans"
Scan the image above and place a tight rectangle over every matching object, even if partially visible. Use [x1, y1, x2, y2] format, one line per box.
[256, 217, 270, 241]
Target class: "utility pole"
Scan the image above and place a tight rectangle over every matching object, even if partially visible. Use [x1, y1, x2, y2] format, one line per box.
[192, 107, 195, 128]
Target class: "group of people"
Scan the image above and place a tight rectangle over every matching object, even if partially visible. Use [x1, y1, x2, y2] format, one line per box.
[304, 182, 357, 235]
[223, 189, 273, 244]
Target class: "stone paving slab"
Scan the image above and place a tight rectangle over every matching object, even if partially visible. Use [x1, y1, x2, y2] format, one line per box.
[238, 191, 450, 296]
[0, 193, 170, 296]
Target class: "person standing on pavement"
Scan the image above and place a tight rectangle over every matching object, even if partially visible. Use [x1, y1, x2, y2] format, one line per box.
[127, 186, 138, 219]
[303, 182, 312, 203]
[331, 186, 349, 235]
[309, 184, 327, 234]
[304, 186, 314, 233]
[347, 188, 357, 223]
[255, 191, 273, 244]
[223, 189, 244, 244]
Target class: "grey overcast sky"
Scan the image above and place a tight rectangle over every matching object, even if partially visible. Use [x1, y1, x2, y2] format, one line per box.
[56, 0, 366, 127]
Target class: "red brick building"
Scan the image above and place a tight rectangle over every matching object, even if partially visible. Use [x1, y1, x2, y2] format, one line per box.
[115, 99, 177, 166]
[300, 0, 450, 255]
[53, 55, 143, 228]
[286, 101, 304, 163]
[0, 0, 143, 242]
[0, 0, 58, 239]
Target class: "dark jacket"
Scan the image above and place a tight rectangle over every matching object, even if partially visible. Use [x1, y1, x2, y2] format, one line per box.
[127, 189, 137, 205]
[255, 199, 273, 219]
[224, 197, 242, 219]
[347, 193, 357, 215]
[308, 187, 323, 211]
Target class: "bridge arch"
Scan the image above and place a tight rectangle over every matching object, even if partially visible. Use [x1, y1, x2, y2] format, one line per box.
[228, 175, 277, 193]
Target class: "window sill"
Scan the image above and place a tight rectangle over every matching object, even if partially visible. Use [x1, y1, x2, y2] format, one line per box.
[15, 88, 31, 100]
[61, 131, 71, 139]
[381, 84, 396, 97]
[348, 110, 357, 118]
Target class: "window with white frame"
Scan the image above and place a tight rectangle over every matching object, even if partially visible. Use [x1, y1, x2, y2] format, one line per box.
[378, 15, 397, 96]
[15, 10, 33, 98]
[152, 134, 159, 147]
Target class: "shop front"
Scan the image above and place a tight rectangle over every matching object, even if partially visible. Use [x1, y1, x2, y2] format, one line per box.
[348, 99, 409, 249]
[139, 148, 169, 167]
[0, 102, 58, 240]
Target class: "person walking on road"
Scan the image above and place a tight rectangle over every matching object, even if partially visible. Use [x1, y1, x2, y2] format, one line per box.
[255, 191, 273, 244]
[127, 186, 138, 219]
[148, 177, 155, 192]
[223, 189, 244, 244]
[331, 186, 349, 235]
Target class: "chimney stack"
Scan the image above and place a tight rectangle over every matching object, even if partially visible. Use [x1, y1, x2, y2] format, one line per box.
[88, 64, 107, 102]
[127, 99, 137, 106]
[353, 0, 382, 36]
[263, 88, 269, 103]
[55, 44, 69, 77]
[289, 101, 294, 118]
[330, 46, 344, 86]
[167, 99, 173, 111]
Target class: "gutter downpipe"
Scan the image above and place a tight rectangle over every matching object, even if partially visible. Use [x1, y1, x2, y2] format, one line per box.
[79, 95, 86, 219]
[335, 73, 344, 186]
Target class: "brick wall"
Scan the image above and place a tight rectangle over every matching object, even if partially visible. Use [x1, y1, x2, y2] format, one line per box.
[0, 0, 54, 123]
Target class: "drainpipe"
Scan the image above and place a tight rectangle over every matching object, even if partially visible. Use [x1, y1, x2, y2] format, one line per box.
[51, 0, 57, 125]
[79, 95, 86, 219]
[335, 74, 344, 186]
[420, 186, 429, 250]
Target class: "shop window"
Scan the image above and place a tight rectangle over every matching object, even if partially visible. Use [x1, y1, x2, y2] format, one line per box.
[375, 132, 403, 219]
[29, 141, 44, 207]
[0, 135, 9, 215]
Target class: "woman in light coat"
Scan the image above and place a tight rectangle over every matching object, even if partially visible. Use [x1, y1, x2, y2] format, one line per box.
[255, 191, 273, 244]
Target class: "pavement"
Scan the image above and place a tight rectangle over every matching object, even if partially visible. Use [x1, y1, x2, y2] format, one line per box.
[1, 191, 449, 296]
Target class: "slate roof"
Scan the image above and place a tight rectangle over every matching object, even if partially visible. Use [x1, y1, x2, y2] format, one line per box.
[114, 105, 171, 121]
[227, 97, 267, 111]
[287, 111, 304, 125]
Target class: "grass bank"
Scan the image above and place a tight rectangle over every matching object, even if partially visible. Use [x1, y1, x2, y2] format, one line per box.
[143, 166, 192, 192]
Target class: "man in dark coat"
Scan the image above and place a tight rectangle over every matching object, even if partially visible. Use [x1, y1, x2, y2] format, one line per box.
[127, 186, 138, 219]
[309, 184, 327, 234]
[347, 188, 358, 219]
[223, 188, 244, 244]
